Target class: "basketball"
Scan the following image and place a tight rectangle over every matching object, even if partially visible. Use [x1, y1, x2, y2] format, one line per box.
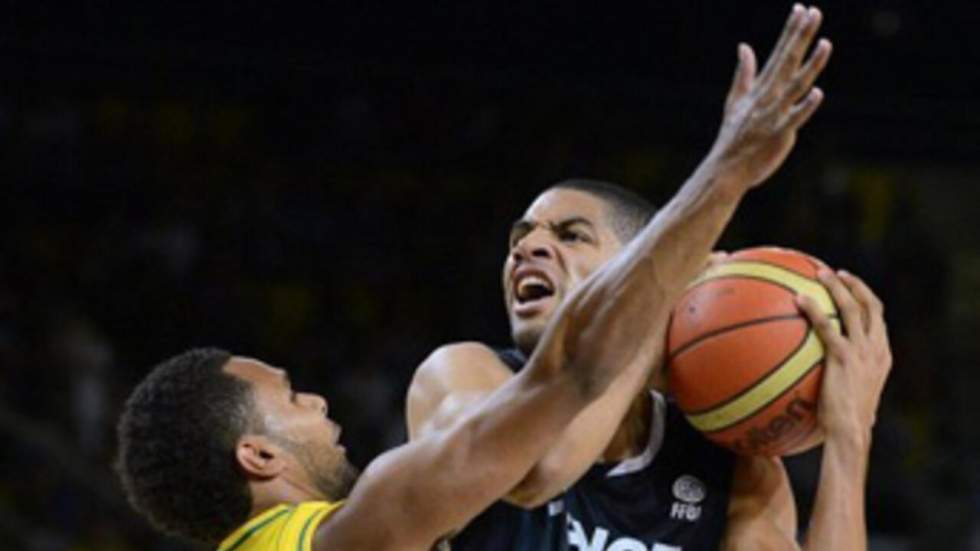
[667, 246, 841, 456]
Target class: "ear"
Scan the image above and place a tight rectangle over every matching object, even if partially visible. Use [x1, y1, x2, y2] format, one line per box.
[236, 434, 287, 479]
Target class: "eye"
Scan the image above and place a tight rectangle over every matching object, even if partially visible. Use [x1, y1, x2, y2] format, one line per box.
[509, 231, 528, 248]
[558, 229, 585, 243]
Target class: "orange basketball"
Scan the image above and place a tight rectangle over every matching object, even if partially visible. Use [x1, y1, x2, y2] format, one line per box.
[666, 247, 840, 456]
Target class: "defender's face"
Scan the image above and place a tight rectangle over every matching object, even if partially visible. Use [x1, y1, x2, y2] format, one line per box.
[503, 189, 625, 354]
[224, 357, 350, 495]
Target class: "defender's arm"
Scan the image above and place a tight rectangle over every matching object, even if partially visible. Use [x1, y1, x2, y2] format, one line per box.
[324, 137, 767, 548]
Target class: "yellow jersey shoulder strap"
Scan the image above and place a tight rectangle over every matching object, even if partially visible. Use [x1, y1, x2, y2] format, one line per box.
[218, 501, 343, 551]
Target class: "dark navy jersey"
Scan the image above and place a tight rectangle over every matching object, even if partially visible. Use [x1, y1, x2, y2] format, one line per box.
[451, 348, 736, 551]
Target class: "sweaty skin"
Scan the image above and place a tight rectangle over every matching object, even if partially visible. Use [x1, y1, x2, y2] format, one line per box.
[409, 5, 890, 551]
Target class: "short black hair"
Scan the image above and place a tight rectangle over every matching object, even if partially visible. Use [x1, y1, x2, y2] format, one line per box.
[549, 179, 656, 243]
[115, 348, 255, 544]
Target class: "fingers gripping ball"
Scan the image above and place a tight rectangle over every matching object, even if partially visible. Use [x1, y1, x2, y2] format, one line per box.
[667, 247, 841, 456]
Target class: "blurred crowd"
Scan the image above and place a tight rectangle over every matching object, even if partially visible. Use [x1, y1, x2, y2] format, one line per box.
[1, 65, 979, 550]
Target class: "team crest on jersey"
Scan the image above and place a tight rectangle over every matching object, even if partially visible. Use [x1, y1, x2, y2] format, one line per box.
[670, 475, 705, 522]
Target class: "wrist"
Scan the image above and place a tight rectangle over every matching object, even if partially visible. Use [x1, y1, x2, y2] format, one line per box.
[693, 152, 754, 201]
[823, 424, 873, 455]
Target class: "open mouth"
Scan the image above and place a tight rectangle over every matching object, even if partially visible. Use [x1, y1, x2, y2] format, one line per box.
[514, 272, 556, 306]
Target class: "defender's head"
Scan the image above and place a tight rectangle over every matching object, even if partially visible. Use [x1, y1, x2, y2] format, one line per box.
[115, 348, 357, 544]
[503, 179, 656, 355]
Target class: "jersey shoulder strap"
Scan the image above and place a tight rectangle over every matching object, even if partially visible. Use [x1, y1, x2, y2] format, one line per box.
[493, 347, 527, 372]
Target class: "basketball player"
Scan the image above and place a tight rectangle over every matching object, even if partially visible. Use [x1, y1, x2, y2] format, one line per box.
[408, 4, 891, 551]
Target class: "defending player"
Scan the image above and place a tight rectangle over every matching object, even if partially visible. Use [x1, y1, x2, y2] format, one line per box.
[408, 4, 891, 551]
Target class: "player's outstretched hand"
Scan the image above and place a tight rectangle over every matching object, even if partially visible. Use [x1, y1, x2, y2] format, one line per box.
[709, 4, 832, 191]
[796, 270, 892, 444]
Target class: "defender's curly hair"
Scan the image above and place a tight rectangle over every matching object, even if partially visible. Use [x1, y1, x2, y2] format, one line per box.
[115, 348, 256, 544]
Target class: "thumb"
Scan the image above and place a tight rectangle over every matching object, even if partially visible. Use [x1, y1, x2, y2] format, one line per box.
[725, 43, 756, 108]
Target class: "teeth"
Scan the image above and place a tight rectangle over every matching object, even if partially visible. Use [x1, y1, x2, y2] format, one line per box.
[517, 274, 554, 301]
[520, 275, 547, 291]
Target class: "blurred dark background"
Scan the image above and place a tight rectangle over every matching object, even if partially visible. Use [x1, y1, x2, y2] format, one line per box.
[1, 1, 978, 550]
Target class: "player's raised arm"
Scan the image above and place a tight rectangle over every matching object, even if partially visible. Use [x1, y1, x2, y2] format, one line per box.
[406, 2, 833, 509]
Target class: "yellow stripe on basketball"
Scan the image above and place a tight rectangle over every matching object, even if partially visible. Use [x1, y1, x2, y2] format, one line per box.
[689, 261, 837, 315]
[682, 260, 841, 433]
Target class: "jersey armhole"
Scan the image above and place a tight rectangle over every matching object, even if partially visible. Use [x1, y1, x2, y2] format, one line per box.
[605, 390, 667, 478]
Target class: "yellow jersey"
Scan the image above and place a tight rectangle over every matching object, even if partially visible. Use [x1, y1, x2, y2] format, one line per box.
[217, 501, 342, 551]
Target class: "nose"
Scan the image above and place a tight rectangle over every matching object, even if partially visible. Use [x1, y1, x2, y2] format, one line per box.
[511, 230, 556, 264]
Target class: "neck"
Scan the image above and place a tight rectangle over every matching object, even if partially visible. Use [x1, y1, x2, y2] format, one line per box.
[248, 476, 323, 519]
[601, 391, 653, 462]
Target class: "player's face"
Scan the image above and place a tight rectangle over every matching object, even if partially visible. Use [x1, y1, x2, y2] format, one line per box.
[503, 189, 624, 354]
[225, 358, 357, 500]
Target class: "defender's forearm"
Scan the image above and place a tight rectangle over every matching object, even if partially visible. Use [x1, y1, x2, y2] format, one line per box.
[558, 159, 747, 383]
[616, 159, 746, 314]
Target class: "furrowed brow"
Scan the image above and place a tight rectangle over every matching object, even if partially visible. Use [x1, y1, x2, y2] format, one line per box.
[553, 216, 594, 229]
[509, 219, 535, 243]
